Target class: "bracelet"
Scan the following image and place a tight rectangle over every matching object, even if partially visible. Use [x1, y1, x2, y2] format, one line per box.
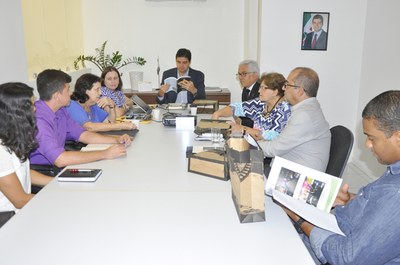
[294, 217, 306, 233]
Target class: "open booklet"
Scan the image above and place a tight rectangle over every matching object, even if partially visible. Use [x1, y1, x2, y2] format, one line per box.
[266, 156, 345, 235]
[163, 76, 191, 93]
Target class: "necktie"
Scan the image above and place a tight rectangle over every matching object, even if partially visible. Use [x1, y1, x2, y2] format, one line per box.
[311, 34, 318, 49]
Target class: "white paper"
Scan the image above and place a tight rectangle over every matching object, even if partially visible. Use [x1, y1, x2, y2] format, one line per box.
[244, 133, 259, 147]
[273, 190, 344, 235]
[266, 156, 342, 212]
[81, 144, 113, 152]
[138, 82, 153, 91]
[265, 156, 344, 235]
[175, 116, 195, 130]
[164, 77, 177, 91]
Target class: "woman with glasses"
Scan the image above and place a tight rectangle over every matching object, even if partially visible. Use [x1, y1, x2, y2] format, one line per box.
[211, 72, 291, 140]
[0, 82, 52, 228]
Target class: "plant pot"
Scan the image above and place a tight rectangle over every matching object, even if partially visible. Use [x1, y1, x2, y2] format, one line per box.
[129, 71, 143, 90]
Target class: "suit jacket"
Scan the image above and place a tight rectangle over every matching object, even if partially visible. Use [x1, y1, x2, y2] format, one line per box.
[240, 82, 260, 127]
[302, 30, 327, 50]
[156, 67, 205, 104]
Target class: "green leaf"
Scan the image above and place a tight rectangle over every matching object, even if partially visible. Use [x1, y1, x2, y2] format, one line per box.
[73, 40, 146, 72]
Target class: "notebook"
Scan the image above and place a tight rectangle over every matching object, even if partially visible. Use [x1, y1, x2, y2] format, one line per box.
[57, 168, 102, 182]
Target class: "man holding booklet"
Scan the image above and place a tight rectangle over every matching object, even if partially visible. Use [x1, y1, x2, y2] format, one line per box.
[283, 90, 400, 264]
[156, 48, 205, 104]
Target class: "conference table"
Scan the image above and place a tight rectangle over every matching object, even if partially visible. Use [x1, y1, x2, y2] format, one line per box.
[0, 116, 315, 265]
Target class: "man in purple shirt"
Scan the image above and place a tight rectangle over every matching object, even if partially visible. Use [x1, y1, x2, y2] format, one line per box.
[283, 90, 400, 264]
[30, 69, 131, 167]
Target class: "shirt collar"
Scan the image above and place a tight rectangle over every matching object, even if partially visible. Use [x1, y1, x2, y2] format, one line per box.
[178, 69, 189, 78]
[246, 82, 257, 91]
[292, 97, 317, 111]
[35, 99, 56, 119]
[388, 161, 400, 175]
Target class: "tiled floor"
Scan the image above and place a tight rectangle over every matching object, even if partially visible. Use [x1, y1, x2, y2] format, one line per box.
[341, 162, 374, 193]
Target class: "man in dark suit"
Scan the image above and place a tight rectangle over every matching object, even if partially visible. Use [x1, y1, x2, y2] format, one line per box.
[302, 14, 328, 50]
[211, 59, 260, 127]
[156, 48, 205, 104]
[237, 60, 260, 127]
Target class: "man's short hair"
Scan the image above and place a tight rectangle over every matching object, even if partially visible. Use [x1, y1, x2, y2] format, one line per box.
[362, 90, 400, 137]
[239, 59, 260, 74]
[37, 69, 71, 101]
[313, 14, 324, 24]
[291, 67, 319, 97]
[176, 48, 191, 61]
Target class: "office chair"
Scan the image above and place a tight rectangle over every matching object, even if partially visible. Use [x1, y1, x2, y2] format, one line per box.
[325, 125, 354, 178]
[30, 141, 80, 194]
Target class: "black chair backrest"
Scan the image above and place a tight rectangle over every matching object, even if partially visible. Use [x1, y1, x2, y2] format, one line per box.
[325, 125, 354, 178]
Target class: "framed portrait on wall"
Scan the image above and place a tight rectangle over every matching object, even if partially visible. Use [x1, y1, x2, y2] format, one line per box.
[301, 12, 330, 51]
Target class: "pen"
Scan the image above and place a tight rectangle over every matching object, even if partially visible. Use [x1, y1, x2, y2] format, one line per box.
[70, 169, 95, 173]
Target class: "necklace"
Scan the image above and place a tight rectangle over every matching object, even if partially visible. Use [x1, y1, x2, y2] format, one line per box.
[264, 96, 283, 117]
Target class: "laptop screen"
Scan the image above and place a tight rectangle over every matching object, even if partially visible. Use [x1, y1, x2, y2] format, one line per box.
[131, 95, 152, 114]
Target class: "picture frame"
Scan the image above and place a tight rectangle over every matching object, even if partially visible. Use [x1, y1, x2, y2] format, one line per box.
[301, 12, 330, 51]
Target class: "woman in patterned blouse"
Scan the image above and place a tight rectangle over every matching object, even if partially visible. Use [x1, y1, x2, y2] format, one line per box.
[211, 72, 291, 140]
[100, 66, 133, 117]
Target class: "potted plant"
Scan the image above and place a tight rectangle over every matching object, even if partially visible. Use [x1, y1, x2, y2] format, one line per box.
[73, 40, 146, 72]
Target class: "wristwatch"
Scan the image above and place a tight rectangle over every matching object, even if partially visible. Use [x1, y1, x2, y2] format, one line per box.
[294, 217, 306, 233]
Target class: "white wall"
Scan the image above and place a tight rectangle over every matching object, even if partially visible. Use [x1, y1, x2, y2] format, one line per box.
[260, 0, 366, 133]
[82, 0, 246, 102]
[259, 0, 400, 179]
[0, 0, 28, 84]
[353, 0, 400, 177]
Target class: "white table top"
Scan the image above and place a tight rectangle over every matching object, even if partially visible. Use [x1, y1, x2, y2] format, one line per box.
[0, 118, 315, 265]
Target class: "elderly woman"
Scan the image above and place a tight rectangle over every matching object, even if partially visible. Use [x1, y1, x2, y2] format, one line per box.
[211, 72, 291, 140]
[66, 73, 136, 132]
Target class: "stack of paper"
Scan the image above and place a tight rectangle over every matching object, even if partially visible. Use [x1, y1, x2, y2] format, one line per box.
[194, 133, 224, 142]
[81, 144, 113, 152]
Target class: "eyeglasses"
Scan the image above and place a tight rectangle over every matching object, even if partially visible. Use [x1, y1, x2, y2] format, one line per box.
[236, 72, 255, 78]
[284, 81, 301, 89]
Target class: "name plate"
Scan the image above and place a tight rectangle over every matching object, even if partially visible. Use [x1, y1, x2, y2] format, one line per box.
[176, 116, 196, 130]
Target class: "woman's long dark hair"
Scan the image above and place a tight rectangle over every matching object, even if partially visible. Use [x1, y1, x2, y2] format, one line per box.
[0, 82, 38, 162]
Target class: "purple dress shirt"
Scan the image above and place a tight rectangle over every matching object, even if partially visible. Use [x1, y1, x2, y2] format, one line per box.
[30, 100, 85, 165]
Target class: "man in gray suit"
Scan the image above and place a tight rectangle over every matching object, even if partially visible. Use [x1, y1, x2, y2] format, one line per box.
[302, 14, 328, 50]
